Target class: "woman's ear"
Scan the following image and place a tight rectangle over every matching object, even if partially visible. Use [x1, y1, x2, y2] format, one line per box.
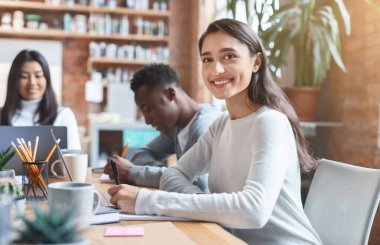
[252, 52, 263, 73]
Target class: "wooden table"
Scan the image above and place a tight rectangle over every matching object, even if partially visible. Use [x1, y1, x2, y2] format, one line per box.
[26, 171, 245, 245]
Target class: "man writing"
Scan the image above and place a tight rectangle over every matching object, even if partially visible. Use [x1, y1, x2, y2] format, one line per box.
[104, 64, 221, 192]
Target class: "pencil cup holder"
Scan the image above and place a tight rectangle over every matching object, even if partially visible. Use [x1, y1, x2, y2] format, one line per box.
[22, 161, 48, 200]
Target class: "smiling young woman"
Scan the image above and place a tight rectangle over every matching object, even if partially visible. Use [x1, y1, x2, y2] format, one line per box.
[107, 19, 321, 244]
[0, 50, 81, 150]
[18, 60, 47, 101]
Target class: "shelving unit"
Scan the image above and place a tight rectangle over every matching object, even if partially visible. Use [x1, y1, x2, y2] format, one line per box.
[0, 0, 171, 124]
[0, 1, 170, 17]
[87, 57, 166, 71]
[0, 0, 170, 60]
[0, 29, 169, 42]
[89, 57, 158, 66]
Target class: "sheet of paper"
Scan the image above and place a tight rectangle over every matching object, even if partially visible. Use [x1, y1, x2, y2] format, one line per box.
[91, 212, 120, 225]
[119, 213, 193, 222]
[104, 226, 144, 237]
[91, 206, 120, 225]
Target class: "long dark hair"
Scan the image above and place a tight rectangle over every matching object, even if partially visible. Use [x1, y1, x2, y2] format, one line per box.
[1, 49, 58, 125]
[198, 19, 316, 172]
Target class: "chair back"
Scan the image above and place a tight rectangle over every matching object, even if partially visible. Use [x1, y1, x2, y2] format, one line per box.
[304, 158, 380, 245]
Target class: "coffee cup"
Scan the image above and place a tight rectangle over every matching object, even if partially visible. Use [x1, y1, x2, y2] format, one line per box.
[51, 154, 88, 182]
[0, 169, 15, 179]
[48, 182, 100, 228]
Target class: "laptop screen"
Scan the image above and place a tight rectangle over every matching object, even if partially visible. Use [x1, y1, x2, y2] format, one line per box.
[0, 126, 67, 174]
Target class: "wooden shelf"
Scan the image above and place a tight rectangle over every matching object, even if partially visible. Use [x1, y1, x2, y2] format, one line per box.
[89, 57, 165, 66]
[87, 58, 167, 72]
[0, 1, 170, 17]
[0, 29, 169, 42]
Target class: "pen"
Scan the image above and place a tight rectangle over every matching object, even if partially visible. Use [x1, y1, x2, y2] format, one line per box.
[110, 159, 120, 185]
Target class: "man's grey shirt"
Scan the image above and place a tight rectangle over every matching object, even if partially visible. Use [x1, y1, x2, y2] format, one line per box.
[127, 104, 222, 191]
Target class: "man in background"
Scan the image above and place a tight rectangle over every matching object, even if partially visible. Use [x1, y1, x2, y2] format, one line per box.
[104, 63, 221, 192]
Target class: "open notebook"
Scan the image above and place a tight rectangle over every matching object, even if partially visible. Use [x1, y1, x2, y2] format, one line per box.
[97, 190, 192, 222]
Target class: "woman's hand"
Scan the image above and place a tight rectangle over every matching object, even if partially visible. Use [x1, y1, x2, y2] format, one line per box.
[103, 155, 134, 182]
[108, 184, 140, 214]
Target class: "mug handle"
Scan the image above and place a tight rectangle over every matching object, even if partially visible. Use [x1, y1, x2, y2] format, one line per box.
[50, 160, 65, 178]
[92, 190, 101, 214]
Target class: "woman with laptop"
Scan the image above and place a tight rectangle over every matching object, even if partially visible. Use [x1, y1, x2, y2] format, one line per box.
[0, 49, 80, 150]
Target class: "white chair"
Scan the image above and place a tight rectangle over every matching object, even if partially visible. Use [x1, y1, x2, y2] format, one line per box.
[304, 158, 380, 245]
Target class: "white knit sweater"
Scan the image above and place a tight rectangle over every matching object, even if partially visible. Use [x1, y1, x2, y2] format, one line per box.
[135, 107, 322, 244]
[9, 98, 81, 150]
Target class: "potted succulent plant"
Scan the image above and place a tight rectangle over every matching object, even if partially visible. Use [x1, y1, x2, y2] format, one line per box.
[16, 206, 87, 245]
[261, 0, 351, 121]
[0, 177, 26, 218]
[0, 146, 16, 178]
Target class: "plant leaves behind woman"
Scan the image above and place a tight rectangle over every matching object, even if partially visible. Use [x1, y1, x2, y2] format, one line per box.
[261, 0, 350, 87]
[0, 146, 15, 171]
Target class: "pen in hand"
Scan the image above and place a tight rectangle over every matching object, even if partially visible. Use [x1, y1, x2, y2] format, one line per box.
[110, 159, 120, 185]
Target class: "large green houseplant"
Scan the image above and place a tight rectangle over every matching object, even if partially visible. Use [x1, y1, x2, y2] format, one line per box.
[261, 0, 351, 120]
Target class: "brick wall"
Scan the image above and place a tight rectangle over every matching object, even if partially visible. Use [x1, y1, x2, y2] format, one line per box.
[326, 1, 380, 243]
[60, 0, 205, 127]
[168, 0, 209, 102]
[62, 39, 89, 126]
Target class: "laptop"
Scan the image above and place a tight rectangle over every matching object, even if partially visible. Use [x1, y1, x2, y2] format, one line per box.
[0, 126, 67, 174]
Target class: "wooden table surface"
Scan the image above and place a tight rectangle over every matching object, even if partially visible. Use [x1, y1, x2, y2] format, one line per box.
[23, 170, 246, 245]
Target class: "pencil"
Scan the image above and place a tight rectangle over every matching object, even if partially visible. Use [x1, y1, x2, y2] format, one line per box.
[121, 140, 130, 158]
[16, 139, 32, 162]
[45, 138, 61, 162]
[20, 138, 33, 160]
[32, 136, 39, 162]
[28, 141, 32, 156]
[14, 140, 47, 195]
[19, 144, 32, 162]
[11, 141, 25, 162]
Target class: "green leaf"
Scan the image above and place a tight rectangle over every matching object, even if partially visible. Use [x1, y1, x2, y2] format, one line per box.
[332, 0, 351, 35]
[19, 205, 80, 244]
[0, 146, 15, 170]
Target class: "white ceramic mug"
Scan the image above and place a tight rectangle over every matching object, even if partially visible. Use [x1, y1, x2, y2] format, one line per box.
[0, 169, 15, 179]
[48, 182, 100, 228]
[51, 154, 88, 182]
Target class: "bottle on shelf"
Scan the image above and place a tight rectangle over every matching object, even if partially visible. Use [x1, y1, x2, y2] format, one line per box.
[63, 13, 72, 32]
[135, 17, 143, 35]
[13, 11, 24, 30]
[119, 16, 129, 35]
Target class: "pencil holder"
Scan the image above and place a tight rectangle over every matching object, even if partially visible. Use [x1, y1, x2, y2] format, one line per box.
[22, 161, 48, 200]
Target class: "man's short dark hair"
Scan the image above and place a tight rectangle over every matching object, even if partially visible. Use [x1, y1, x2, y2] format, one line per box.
[130, 63, 180, 92]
